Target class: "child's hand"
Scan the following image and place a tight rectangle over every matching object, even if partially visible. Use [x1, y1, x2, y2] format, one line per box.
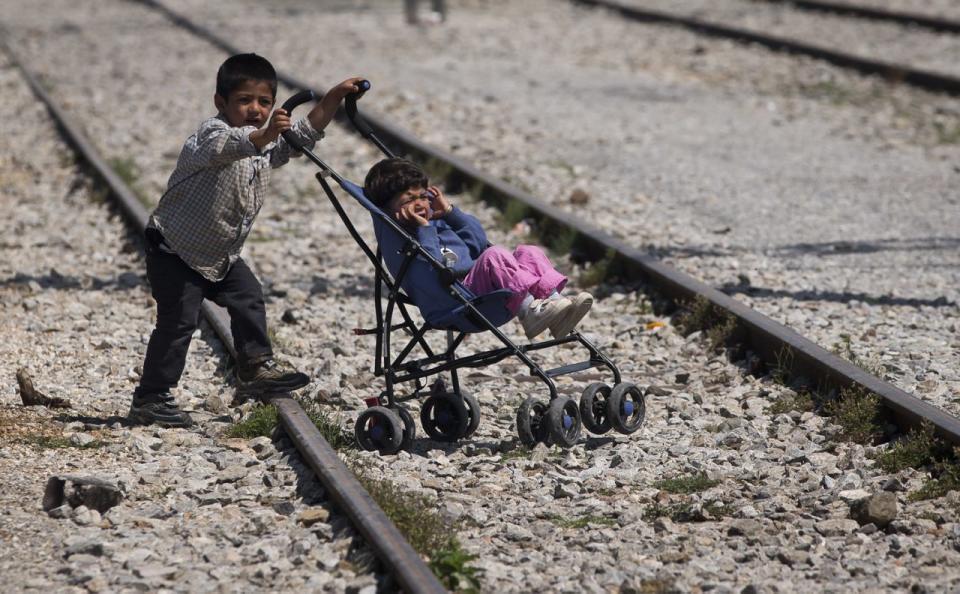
[427, 186, 452, 219]
[328, 77, 368, 100]
[396, 201, 430, 227]
[250, 108, 291, 150]
[264, 108, 291, 142]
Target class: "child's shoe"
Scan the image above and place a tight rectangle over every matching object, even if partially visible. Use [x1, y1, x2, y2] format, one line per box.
[549, 292, 594, 338]
[520, 297, 571, 339]
[128, 392, 194, 428]
[237, 358, 310, 392]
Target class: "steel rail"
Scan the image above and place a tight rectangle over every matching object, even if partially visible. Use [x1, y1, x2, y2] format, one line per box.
[571, 0, 960, 96]
[130, 0, 960, 447]
[0, 36, 447, 594]
[757, 0, 960, 34]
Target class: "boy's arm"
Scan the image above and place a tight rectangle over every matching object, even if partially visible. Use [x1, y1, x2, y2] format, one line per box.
[269, 77, 366, 168]
[185, 118, 261, 167]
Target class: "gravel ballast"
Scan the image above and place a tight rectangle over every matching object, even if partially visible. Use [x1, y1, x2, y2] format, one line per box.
[3, 1, 960, 591]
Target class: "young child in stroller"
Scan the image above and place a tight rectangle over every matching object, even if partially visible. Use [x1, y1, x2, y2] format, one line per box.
[363, 157, 593, 339]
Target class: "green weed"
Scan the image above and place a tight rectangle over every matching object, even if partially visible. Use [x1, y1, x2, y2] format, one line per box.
[547, 513, 617, 529]
[579, 248, 617, 287]
[22, 434, 105, 450]
[824, 386, 882, 445]
[876, 422, 941, 473]
[352, 463, 482, 590]
[108, 156, 151, 207]
[226, 404, 278, 439]
[767, 390, 816, 415]
[654, 473, 720, 494]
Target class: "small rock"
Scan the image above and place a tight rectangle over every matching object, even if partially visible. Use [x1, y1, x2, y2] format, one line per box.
[217, 465, 248, 483]
[815, 518, 859, 537]
[569, 188, 590, 205]
[298, 508, 330, 527]
[850, 492, 898, 528]
[68, 433, 96, 447]
[72, 505, 101, 526]
[728, 519, 763, 537]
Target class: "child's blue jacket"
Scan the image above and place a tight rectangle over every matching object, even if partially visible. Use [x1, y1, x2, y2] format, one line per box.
[378, 207, 489, 323]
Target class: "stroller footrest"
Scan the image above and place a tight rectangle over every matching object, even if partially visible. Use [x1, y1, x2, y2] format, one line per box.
[541, 359, 602, 378]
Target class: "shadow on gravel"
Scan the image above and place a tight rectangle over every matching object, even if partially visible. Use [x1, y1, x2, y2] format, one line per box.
[771, 236, 960, 257]
[0, 271, 145, 291]
[721, 282, 956, 308]
[55, 412, 134, 427]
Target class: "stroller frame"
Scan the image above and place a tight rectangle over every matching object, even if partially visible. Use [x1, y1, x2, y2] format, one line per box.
[279, 85, 637, 451]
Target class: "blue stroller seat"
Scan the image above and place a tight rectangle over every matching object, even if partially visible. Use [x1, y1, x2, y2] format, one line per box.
[338, 179, 514, 333]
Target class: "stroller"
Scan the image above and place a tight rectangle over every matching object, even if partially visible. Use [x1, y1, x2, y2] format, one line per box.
[280, 82, 646, 454]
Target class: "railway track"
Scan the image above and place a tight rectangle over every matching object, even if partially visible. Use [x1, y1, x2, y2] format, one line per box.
[755, 0, 960, 34]
[5, 0, 960, 590]
[0, 32, 447, 594]
[573, 0, 960, 95]
[131, 0, 960, 445]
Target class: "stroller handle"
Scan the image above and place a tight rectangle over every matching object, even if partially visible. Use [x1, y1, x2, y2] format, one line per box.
[280, 89, 317, 115]
[345, 80, 376, 138]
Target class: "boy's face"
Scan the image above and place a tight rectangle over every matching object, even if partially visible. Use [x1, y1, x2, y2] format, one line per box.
[388, 186, 432, 220]
[214, 79, 275, 128]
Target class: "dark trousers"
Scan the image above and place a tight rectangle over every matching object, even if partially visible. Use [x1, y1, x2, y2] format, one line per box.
[136, 232, 272, 397]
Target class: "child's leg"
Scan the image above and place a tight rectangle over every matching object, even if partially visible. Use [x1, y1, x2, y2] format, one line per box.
[513, 244, 567, 299]
[136, 251, 206, 396]
[208, 258, 272, 367]
[463, 245, 540, 314]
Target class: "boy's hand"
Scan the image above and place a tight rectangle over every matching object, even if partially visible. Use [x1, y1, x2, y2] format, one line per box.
[250, 108, 291, 150]
[307, 76, 367, 134]
[396, 202, 429, 227]
[427, 186, 452, 219]
[327, 77, 368, 100]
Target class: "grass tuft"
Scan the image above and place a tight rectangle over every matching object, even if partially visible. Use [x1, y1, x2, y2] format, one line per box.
[351, 462, 482, 591]
[767, 390, 816, 415]
[910, 461, 960, 502]
[675, 296, 739, 352]
[642, 501, 733, 523]
[824, 386, 882, 445]
[226, 404, 278, 439]
[655, 472, 720, 494]
[547, 513, 617, 529]
[108, 156, 151, 207]
[22, 434, 105, 450]
[500, 199, 529, 230]
[579, 248, 617, 287]
[876, 422, 941, 473]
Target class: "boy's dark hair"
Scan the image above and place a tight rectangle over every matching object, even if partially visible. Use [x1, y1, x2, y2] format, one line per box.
[364, 158, 429, 209]
[216, 53, 278, 99]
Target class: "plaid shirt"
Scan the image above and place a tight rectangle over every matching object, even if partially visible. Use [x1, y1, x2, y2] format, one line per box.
[147, 114, 323, 281]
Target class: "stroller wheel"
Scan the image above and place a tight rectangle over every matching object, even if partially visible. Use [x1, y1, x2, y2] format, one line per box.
[607, 382, 647, 435]
[355, 406, 404, 455]
[579, 382, 612, 435]
[516, 397, 549, 447]
[420, 393, 469, 442]
[546, 397, 582, 448]
[396, 405, 416, 450]
[461, 390, 481, 439]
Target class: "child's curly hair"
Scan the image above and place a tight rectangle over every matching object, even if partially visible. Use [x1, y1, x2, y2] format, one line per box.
[364, 158, 429, 209]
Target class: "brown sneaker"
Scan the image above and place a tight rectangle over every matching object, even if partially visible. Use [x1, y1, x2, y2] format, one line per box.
[237, 359, 310, 393]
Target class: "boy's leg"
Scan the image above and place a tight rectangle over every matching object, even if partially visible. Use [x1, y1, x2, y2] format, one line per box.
[211, 258, 308, 391]
[513, 244, 567, 299]
[131, 246, 205, 426]
[209, 258, 272, 366]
